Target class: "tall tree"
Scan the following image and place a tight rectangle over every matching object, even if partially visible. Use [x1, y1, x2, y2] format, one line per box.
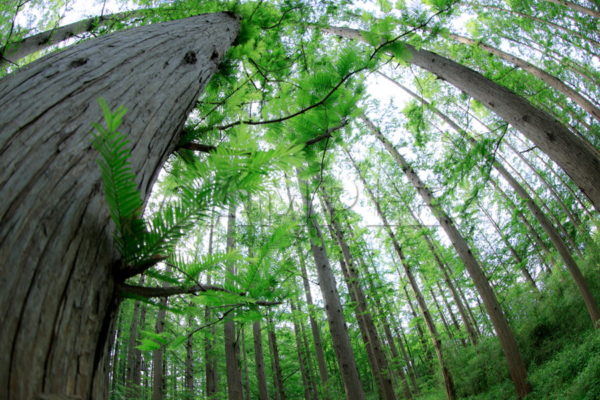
[0, 13, 239, 400]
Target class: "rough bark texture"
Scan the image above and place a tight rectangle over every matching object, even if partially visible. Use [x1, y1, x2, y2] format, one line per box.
[362, 118, 531, 398]
[0, 10, 148, 68]
[323, 26, 600, 212]
[297, 174, 366, 400]
[0, 13, 239, 400]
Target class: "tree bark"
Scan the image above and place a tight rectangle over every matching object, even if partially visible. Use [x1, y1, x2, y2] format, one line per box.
[152, 293, 169, 400]
[323, 26, 600, 212]
[347, 150, 456, 400]
[267, 315, 287, 400]
[291, 300, 318, 400]
[224, 205, 244, 400]
[297, 173, 366, 400]
[0, 13, 238, 400]
[185, 313, 195, 399]
[0, 10, 150, 68]
[253, 321, 270, 400]
[126, 275, 146, 397]
[544, 0, 600, 18]
[440, 31, 600, 122]
[359, 119, 532, 398]
[320, 191, 397, 400]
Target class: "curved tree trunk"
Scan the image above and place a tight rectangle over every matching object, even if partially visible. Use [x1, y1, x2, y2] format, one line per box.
[323, 26, 600, 212]
[442, 31, 600, 122]
[544, 0, 600, 18]
[0, 13, 238, 400]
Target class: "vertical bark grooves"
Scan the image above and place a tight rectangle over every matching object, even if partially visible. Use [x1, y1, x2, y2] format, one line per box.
[0, 13, 239, 400]
[297, 173, 366, 400]
[358, 119, 531, 398]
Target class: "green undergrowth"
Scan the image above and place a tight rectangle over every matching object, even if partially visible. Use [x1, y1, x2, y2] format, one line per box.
[417, 238, 600, 399]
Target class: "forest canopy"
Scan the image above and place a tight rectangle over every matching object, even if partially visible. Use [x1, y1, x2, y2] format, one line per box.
[0, 0, 598, 399]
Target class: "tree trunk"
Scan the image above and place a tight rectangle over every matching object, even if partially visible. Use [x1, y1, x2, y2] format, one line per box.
[152, 293, 169, 400]
[323, 26, 600, 212]
[297, 174, 366, 400]
[267, 315, 287, 400]
[441, 31, 600, 121]
[0, 13, 238, 400]
[544, 0, 600, 18]
[404, 206, 479, 345]
[185, 313, 195, 399]
[359, 119, 532, 398]
[0, 10, 150, 68]
[224, 205, 244, 400]
[347, 150, 456, 399]
[205, 214, 218, 400]
[253, 321, 270, 400]
[126, 275, 146, 397]
[296, 245, 331, 395]
[291, 300, 318, 400]
[321, 192, 397, 400]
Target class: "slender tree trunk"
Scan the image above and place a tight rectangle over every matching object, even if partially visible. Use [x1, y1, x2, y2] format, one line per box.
[241, 327, 251, 400]
[126, 275, 146, 397]
[152, 293, 169, 400]
[205, 214, 218, 399]
[253, 321, 270, 400]
[429, 287, 454, 340]
[325, 26, 600, 210]
[297, 173, 366, 400]
[267, 315, 287, 400]
[291, 300, 318, 400]
[358, 119, 532, 397]
[321, 192, 397, 400]
[544, 0, 600, 18]
[479, 206, 538, 290]
[296, 244, 331, 395]
[185, 313, 195, 399]
[0, 10, 150, 68]
[0, 13, 238, 400]
[405, 206, 480, 345]
[224, 205, 244, 400]
[347, 150, 456, 399]
[435, 282, 464, 345]
[440, 31, 600, 121]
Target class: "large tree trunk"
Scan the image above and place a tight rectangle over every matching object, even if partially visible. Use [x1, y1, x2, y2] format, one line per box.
[362, 118, 531, 398]
[322, 26, 600, 212]
[297, 174, 366, 400]
[0, 13, 238, 400]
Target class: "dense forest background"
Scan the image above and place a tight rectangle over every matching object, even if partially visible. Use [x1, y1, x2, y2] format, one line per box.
[1, 0, 598, 399]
